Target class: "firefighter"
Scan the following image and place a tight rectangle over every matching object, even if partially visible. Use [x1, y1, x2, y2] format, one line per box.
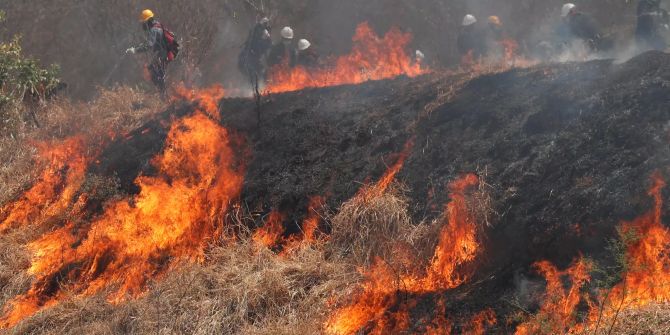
[126, 9, 179, 96]
[558, 3, 604, 52]
[484, 15, 505, 61]
[636, 0, 669, 51]
[238, 17, 273, 89]
[457, 14, 486, 66]
[291, 39, 319, 68]
[267, 26, 296, 68]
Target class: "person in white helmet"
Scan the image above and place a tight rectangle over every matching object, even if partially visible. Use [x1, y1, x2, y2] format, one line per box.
[557, 3, 604, 51]
[268, 26, 296, 68]
[457, 14, 486, 62]
[291, 38, 319, 68]
[238, 17, 272, 87]
[636, 0, 669, 51]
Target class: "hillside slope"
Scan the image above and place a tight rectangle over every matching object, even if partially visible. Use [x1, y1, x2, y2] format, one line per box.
[3, 51, 670, 333]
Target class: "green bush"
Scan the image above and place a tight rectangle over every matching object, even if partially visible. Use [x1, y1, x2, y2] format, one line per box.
[0, 11, 60, 136]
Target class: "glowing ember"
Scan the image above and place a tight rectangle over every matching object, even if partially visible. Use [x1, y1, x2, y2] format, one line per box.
[266, 22, 426, 93]
[326, 174, 481, 335]
[1, 88, 245, 328]
[0, 137, 89, 233]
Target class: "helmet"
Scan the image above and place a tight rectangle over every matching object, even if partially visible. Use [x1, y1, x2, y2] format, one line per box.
[561, 3, 576, 17]
[415, 50, 425, 60]
[140, 9, 154, 22]
[280, 26, 294, 39]
[298, 39, 311, 51]
[488, 15, 502, 26]
[462, 14, 477, 26]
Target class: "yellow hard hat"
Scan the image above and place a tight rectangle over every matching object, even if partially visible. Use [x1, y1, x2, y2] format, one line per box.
[488, 15, 502, 26]
[140, 9, 154, 22]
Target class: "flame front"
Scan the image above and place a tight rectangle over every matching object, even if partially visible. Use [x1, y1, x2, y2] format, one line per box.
[1, 89, 245, 328]
[515, 173, 669, 334]
[266, 22, 426, 93]
[325, 174, 482, 335]
[0, 137, 89, 233]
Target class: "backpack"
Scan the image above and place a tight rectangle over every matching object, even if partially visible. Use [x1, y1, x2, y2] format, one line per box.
[155, 22, 180, 60]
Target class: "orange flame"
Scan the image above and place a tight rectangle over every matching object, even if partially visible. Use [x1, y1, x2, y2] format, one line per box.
[610, 173, 669, 307]
[302, 195, 326, 242]
[514, 258, 592, 335]
[515, 173, 669, 334]
[252, 210, 287, 249]
[357, 138, 414, 201]
[466, 308, 497, 335]
[0, 137, 89, 233]
[1, 88, 245, 328]
[326, 174, 481, 335]
[266, 22, 426, 93]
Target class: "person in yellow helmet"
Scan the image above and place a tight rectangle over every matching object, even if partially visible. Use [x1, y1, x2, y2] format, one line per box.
[126, 9, 180, 96]
[484, 15, 506, 61]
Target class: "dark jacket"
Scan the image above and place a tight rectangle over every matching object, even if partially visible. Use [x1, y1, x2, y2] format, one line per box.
[457, 25, 486, 57]
[636, 0, 668, 50]
[238, 22, 272, 75]
[291, 48, 319, 68]
[136, 19, 168, 59]
[267, 41, 294, 68]
[567, 12, 600, 42]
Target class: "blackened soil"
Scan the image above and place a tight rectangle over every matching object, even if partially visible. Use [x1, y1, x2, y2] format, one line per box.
[90, 51, 670, 332]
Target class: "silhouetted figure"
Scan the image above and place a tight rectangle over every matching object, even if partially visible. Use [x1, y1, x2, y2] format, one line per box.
[126, 9, 179, 96]
[457, 14, 486, 67]
[268, 26, 296, 68]
[636, 0, 669, 51]
[291, 39, 319, 68]
[238, 17, 272, 89]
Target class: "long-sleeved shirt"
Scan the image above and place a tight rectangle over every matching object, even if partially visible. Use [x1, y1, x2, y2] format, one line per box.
[135, 20, 168, 59]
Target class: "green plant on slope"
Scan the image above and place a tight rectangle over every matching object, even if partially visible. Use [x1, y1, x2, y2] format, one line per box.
[0, 11, 60, 136]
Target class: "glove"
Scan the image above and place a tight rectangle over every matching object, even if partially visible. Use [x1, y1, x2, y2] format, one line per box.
[125, 47, 136, 54]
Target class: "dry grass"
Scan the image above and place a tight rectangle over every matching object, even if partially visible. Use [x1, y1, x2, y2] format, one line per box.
[7, 241, 355, 335]
[0, 86, 162, 204]
[328, 184, 422, 267]
[607, 303, 670, 335]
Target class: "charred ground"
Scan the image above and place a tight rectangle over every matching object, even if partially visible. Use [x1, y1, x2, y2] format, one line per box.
[84, 51, 670, 332]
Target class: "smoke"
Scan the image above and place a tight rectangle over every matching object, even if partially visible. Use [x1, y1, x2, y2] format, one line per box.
[0, 0, 657, 98]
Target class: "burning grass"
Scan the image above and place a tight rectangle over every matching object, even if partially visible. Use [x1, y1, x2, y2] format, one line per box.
[7, 242, 353, 335]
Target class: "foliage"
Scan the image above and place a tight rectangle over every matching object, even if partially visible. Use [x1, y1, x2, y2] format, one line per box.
[0, 35, 60, 136]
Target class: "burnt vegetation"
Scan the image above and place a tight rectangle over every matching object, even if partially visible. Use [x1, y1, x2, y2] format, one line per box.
[1, 1, 670, 335]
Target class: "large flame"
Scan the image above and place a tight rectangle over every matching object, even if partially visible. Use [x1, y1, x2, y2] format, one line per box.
[610, 172, 669, 307]
[1, 88, 245, 328]
[0, 137, 89, 233]
[514, 258, 592, 334]
[325, 174, 481, 335]
[515, 173, 669, 334]
[266, 22, 426, 93]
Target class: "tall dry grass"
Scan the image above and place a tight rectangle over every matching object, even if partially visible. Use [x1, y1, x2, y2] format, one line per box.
[0, 86, 162, 205]
[2, 172, 438, 334]
[7, 242, 354, 335]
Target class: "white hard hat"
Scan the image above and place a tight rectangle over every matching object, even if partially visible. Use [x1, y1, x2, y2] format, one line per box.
[280, 26, 294, 39]
[415, 50, 425, 60]
[298, 39, 311, 51]
[462, 14, 477, 26]
[561, 3, 576, 17]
